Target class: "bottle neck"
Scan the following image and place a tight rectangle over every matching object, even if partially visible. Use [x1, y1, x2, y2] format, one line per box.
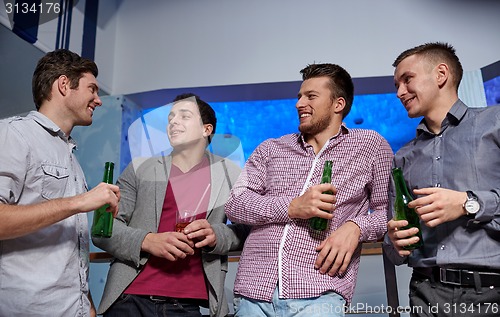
[393, 169, 412, 198]
[321, 161, 333, 184]
[103, 162, 114, 184]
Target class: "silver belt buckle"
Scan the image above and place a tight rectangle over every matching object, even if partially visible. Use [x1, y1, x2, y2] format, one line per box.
[149, 295, 168, 302]
[439, 268, 462, 285]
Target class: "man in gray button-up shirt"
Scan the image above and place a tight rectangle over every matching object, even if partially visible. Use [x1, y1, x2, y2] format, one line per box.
[0, 49, 120, 317]
[384, 42, 500, 316]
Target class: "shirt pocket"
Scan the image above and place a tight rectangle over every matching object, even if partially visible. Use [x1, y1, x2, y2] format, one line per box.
[41, 164, 69, 200]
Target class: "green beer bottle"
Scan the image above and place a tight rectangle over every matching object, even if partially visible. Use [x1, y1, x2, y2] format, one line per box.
[392, 167, 423, 250]
[91, 162, 115, 238]
[309, 160, 333, 231]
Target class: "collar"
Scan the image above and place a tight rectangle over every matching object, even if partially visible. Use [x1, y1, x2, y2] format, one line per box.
[416, 99, 468, 136]
[28, 111, 75, 145]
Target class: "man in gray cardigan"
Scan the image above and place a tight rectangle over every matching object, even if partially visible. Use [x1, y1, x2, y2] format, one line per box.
[93, 94, 248, 317]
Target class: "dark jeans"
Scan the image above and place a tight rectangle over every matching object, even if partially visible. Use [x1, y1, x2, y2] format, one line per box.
[104, 294, 205, 317]
[409, 273, 500, 317]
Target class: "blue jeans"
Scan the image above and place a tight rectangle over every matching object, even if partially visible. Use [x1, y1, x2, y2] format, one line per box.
[104, 294, 205, 317]
[234, 285, 346, 317]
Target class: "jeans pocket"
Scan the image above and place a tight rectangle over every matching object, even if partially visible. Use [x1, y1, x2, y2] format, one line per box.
[233, 296, 241, 313]
[409, 277, 425, 298]
[115, 293, 132, 305]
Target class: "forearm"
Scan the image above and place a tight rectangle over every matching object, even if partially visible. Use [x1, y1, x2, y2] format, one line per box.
[350, 208, 387, 242]
[225, 191, 292, 225]
[93, 161, 147, 264]
[225, 142, 294, 225]
[0, 197, 80, 240]
[208, 222, 251, 254]
[93, 219, 149, 266]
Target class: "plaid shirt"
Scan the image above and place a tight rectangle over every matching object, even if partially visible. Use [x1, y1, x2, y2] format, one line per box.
[225, 126, 393, 303]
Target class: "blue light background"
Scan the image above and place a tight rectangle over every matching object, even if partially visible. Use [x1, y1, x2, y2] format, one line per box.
[485, 77, 500, 106]
[209, 93, 420, 160]
[138, 75, 500, 167]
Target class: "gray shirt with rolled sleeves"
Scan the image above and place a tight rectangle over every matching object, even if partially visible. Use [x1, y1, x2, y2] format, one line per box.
[0, 111, 91, 316]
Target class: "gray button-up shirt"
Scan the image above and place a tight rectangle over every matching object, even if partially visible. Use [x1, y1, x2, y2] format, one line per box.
[384, 100, 500, 269]
[0, 111, 90, 316]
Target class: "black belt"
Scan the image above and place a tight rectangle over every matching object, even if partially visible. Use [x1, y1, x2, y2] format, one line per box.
[414, 267, 500, 287]
[136, 295, 207, 306]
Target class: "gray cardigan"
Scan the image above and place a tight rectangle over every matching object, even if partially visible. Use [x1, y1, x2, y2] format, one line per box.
[93, 153, 248, 316]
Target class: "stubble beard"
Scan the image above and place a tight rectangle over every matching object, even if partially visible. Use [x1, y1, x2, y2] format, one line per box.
[298, 115, 331, 136]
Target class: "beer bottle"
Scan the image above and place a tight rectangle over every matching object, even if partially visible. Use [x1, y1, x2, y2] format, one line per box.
[309, 160, 333, 231]
[392, 167, 423, 250]
[91, 162, 115, 238]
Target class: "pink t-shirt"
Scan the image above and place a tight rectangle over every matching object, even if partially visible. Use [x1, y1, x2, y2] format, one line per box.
[125, 156, 211, 300]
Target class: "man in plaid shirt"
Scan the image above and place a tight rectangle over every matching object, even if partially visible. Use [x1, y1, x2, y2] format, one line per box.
[225, 63, 393, 316]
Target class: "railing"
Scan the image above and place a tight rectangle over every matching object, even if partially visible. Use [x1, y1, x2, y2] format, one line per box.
[90, 241, 384, 263]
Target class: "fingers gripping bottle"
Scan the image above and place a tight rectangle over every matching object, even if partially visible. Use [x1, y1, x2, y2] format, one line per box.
[91, 162, 115, 238]
[392, 167, 423, 250]
[309, 160, 333, 231]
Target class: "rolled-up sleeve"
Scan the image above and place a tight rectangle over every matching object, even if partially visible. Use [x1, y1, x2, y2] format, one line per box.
[0, 122, 29, 204]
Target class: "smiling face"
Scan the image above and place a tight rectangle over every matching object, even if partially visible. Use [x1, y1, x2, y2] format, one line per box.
[296, 76, 338, 137]
[394, 54, 440, 119]
[65, 72, 102, 126]
[167, 100, 210, 150]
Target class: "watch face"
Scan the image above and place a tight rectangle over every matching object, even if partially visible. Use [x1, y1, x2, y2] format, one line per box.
[465, 200, 480, 214]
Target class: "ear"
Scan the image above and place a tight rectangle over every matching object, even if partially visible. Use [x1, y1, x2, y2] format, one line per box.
[202, 124, 213, 137]
[57, 75, 70, 96]
[436, 63, 449, 88]
[333, 97, 346, 114]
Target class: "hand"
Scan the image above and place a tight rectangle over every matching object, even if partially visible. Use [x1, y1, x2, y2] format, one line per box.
[184, 219, 217, 248]
[288, 183, 337, 220]
[387, 218, 421, 257]
[141, 232, 195, 261]
[314, 221, 360, 276]
[409, 187, 467, 227]
[78, 182, 120, 217]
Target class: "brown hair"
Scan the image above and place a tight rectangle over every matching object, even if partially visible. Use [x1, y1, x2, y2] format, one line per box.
[393, 42, 463, 91]
[300, 63, 354, 119]
[32, 49, 98, 110]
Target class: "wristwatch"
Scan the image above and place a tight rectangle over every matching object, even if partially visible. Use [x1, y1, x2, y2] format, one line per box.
[463, 191, 480, 216]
